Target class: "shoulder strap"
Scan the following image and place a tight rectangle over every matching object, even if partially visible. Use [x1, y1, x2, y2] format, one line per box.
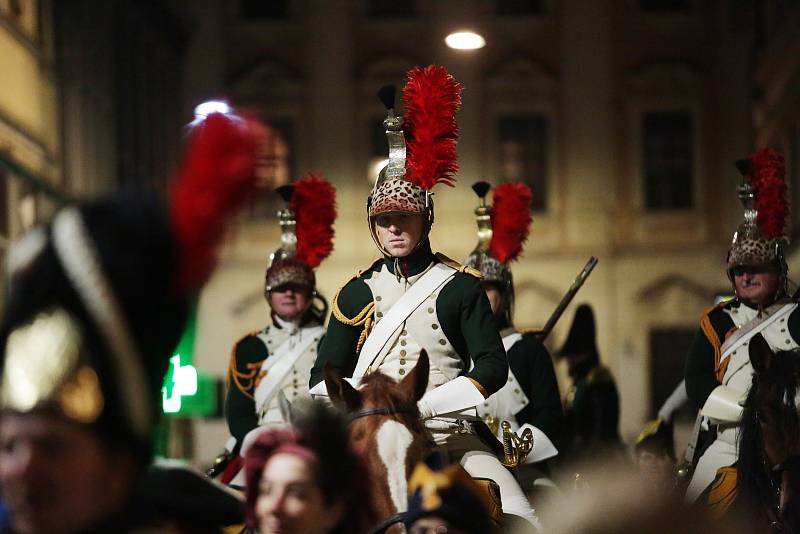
[352, 262, 456, 379]
[435, 252, 482, 279]
[253, 326, 325, 412]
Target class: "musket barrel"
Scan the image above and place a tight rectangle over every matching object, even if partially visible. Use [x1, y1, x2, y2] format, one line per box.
[538, 256, 598, 342]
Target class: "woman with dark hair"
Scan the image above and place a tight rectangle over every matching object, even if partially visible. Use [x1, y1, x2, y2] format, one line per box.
[243, 403, 377, 534]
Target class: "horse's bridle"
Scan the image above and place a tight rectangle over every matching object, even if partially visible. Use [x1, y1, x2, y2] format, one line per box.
[348, 405, 417, 422]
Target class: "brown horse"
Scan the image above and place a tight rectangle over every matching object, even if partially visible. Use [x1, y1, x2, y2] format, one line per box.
[736, 336, 800, 531]
[324, 351, 432, 532]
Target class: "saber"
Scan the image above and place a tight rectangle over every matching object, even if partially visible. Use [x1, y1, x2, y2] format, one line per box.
[537, 257, 598, 342]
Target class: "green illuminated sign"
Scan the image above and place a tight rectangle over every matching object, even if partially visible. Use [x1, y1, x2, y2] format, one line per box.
[160, 298, 220, 417]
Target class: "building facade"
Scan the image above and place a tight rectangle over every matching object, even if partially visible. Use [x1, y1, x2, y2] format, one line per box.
[184, 0, 763, 462]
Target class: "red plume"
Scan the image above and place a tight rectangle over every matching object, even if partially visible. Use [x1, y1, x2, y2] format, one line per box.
[489, 182, 533, 263]
[750, 148, 788, 240]
[170, 112, 266, 292]
[402, 65, 462, 190]
[293, 173, 337, 268]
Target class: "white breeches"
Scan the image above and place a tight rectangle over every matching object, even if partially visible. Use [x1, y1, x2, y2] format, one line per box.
[685, 425, 739, 503]
[437, 431, 542, 531]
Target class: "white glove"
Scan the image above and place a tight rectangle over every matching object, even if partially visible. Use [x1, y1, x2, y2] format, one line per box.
[416, 376, 486, 419]
[657, 379, 688, 422]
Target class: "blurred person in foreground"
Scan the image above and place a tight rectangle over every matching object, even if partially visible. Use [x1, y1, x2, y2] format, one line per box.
[0, 110, 265, 533]
[541, 463, 755, 534]
[243, 402, 377, 534]
[402, 452, 498, 534]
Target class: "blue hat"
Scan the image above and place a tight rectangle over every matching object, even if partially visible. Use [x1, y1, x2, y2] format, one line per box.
[404, 453, 494, 534]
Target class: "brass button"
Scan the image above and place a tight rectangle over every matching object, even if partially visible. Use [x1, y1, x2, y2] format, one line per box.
[439, 339, 447, 345]
[788, 339, 792, 344]
[427, 307, 434, 314]
[401, 340, 407, 346]
[399, 369, 406, 375]
[376, 311, 383, 318]
[432, 324, 439, 330]
[400, 359, 406, 365]
[401, 330, 407, 336]
[782, 328, 787, 333]
[376, 295, 382, 301]
[514, 389, 520, 393]
[401, 350, 407, 356]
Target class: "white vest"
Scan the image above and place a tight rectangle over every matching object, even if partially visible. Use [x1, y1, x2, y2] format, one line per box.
[253, 322, 323, 425]
[365, 263, 460, 391]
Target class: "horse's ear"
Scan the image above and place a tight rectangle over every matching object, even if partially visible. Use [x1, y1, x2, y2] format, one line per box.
[399, 349, 429, 403]
[749, 334, 773, 375]
[324, 362, 361, 412]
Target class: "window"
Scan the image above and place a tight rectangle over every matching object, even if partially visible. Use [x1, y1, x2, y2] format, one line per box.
[495, 0, 544, 15]
[649, 327, 695, 420]
[241, 0, 290, 19]
[497, 116, 548, 212]
[366, 0, 416, 17]
[639, 0, 690, 11]
[642, 111, 694, 210]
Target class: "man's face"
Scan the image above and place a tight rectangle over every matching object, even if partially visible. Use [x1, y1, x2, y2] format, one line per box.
[732, 265, 780, 306]
[0, 413, 135, 534]
[636, 450, 676, 486]
[269, 284, 312, 322]
[374, 212, 425, 257]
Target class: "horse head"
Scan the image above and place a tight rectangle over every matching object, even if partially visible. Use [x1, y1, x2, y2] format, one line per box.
[324, 351, 432, 528]
[738, 336, 800, 527]
[747, 335, 800, 467]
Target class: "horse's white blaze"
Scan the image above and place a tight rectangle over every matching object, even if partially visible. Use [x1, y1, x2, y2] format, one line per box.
[376, 420, 413, 513]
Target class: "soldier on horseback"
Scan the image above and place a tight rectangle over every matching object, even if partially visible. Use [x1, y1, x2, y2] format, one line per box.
[309, 65, 540, 528]
[222, 176, 336, 481]
[684, 148, 799, 512]
[464, 181, 563, 493]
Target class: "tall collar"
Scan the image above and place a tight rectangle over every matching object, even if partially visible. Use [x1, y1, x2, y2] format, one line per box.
[271, 313, 301, 332]
[382, 240, 435, 279]
[735, 293, 790, 314]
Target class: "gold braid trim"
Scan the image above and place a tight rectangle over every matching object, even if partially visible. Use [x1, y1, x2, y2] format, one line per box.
[435, 252, 483, 279]
[226, 333, 266, 401]
[332, 286, 375, 353]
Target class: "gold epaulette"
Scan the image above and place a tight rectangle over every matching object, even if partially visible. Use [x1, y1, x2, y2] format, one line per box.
[435, 252, 483, 279]
[226, 331, 267, 400]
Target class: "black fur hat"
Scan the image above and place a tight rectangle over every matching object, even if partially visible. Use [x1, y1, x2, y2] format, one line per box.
[0, 111, 265, 459]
